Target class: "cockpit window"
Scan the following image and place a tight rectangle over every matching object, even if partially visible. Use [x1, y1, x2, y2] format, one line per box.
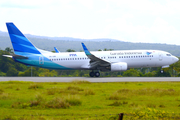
[166, 54, 171, 56]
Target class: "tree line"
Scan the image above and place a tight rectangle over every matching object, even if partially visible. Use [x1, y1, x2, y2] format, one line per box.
[0, 47, 180, 77]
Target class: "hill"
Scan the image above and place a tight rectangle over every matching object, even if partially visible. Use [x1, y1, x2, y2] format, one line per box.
[0, 31, 180, 56]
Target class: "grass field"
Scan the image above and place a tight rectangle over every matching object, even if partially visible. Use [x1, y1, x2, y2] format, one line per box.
[0, 80, 180, 120]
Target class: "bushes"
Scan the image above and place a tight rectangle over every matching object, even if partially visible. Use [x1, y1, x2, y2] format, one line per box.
[65, 95, 82, 106]
[67, 86, 84, 91]
[28, 84, 43, 89]
[45, 97, 70, 109]
[12, 94, 82, 109]
[108, 92, 128, 100]
[128, 108, 177, 119]
[84, 89, 95, 96]
[108, 101, 128, 106]
[46, 87, 59, 95]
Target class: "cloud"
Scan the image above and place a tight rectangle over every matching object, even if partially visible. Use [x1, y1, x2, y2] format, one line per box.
[0, 0, 180, 45]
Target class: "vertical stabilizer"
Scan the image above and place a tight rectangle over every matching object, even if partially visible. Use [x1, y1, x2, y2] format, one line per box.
[6, 23, 41, 55]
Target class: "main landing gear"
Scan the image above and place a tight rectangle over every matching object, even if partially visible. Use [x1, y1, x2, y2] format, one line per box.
[89, 71, 100, 77]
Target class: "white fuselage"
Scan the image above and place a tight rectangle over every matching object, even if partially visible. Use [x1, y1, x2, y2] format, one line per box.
[37, 50, 178, 70]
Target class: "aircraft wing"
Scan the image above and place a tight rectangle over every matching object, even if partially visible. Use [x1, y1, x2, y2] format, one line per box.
[81, 43, 110, 69]
[3, 54, 28, 59]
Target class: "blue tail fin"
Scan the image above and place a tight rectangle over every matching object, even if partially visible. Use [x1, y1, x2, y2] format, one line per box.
[6, 23, 41, 54]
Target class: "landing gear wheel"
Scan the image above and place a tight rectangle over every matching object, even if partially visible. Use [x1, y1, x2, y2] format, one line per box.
[95, 72, 100, 77]
[89, 72, 94, 77]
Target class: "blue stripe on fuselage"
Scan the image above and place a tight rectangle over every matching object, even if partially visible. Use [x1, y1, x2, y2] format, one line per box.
[14, 54, 73, 70]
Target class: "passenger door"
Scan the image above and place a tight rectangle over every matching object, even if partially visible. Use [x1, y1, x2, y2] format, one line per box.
[159, 52, 163, 61]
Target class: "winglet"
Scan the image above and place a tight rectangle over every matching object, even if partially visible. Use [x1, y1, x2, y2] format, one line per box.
[81, 43, 91, 56]
[54, 47, 60, 53]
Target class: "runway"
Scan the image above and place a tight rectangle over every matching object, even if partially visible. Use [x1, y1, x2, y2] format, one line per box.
[0, 77, 180, 82]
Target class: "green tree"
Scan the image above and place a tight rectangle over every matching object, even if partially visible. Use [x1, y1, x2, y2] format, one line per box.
[6, 68, 18, 76]
[103, 48, 114, 51]
[123, 69, 141, 77]
[18, 67, 38, 76]
[5, 47, 13, 54]
[143, 71, 156, 77]
[66, 49, 75, 52]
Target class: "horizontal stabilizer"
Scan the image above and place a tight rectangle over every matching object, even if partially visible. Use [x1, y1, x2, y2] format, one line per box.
[2, 55, 13, 58]
[3, 54, 28, 59]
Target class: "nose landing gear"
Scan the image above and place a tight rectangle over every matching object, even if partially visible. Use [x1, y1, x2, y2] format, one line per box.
[89, 71, 100, 77]
[160, 67, 164, 73]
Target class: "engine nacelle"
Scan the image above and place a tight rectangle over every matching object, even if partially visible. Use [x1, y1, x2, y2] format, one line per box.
[111, 62, 127, 71]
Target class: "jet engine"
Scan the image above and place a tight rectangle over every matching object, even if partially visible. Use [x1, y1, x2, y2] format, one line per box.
[111, 62, 127, 71]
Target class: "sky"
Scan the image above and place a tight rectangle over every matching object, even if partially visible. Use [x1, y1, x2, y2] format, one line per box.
[0, 0, 180, 45]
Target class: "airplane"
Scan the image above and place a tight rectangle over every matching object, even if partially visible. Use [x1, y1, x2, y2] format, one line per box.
[3, 22, 179, 77]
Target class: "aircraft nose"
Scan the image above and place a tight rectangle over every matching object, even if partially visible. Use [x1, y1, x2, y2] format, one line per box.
[175, 57, 179, 62]
[173, 56, 179, 63]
